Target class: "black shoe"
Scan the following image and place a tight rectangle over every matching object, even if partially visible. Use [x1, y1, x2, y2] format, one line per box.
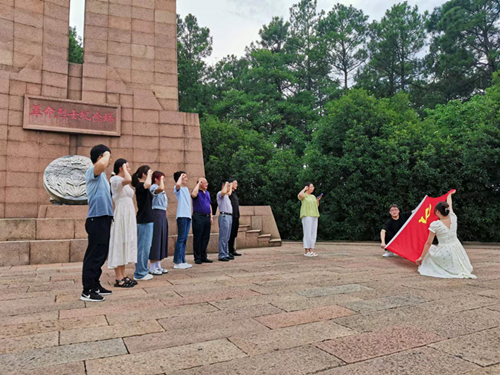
[218, 257, 230, 262]
[227, 254, 235, 260]
[201, 259, 213, 263]
[195, 260, 202, 264]
[95, 284, 112, 296]
[231, 251, 242, 256]
[80, 291, 105, 302]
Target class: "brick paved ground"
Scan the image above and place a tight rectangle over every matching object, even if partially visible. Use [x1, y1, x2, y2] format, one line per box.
[1, 242, 500, 375]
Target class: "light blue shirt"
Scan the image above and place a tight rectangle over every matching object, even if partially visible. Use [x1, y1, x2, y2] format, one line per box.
[85, 166, 113, 218]
[150, 184, 167, 210]
[217, 191, 233, 214]
[174, 186, 192, 219]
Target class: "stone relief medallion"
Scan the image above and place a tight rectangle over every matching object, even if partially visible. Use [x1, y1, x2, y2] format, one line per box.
[44, 155, 93, 205]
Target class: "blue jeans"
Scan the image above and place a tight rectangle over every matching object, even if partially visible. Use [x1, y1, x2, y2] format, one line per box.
[218, 214, 233, 259]
[174, 218, 191, 264]
[135, 223, 154, 279]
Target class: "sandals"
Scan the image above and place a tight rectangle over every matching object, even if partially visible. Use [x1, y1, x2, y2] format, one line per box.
[123, 276, 138, 286]
[114, 277, 136, 288]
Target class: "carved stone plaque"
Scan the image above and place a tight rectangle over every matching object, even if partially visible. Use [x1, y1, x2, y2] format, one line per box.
[44, 155, 93, 205]
[24, 95, 121, 136]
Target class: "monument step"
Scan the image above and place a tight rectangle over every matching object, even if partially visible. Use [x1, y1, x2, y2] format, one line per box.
[0, 231, 277, 266]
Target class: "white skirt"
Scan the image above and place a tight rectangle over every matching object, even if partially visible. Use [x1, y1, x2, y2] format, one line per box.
[108, 198, 138, 269]
[418, 241, 476, 279]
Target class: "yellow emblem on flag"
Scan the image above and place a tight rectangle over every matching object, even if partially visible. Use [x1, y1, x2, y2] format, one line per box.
[419, 204, 431, 224]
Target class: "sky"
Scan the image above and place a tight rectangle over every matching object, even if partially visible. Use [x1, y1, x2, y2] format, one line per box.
[70, 0, 448, 64]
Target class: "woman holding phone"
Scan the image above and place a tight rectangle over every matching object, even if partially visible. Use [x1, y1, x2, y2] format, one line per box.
[298, 183, 322, 257]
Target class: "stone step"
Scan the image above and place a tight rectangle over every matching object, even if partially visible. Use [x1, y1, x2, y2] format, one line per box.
[244, 229, 261, 248]
[0, 230, 270, 266]
[246, 229, 262, 235]
[238, 224, 251, 232]
[258, 234, 272, 248]
[269, 238, 282, 247]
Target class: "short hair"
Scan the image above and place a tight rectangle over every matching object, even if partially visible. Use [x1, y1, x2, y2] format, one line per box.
[113, 158, 127, 175]
[152, 171, 165, 184]
[304, 182, 313, 188]
[132, 165, 150, 187]
[435, 202, 450, 216]
[228, 178, 237, 183]
[173, 171, 186, 182]
[389, 204, 399, 210]
[90, 144, 110, 164]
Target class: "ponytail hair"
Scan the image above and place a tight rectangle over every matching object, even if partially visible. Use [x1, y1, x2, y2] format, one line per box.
[435, 202, 450, 216]
[132, 165, 150, 188]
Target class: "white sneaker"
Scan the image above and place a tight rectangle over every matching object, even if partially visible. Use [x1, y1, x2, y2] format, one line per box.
[150, 269, 163, 276]
[183, 263, 193, 269]
[383, 251, 396, 258]
[304, 253, 312, 257]
[134, 274, 153, 281]
[173, 263, 183, 269]
[158, 268, 168, 274]
[310, 252, 318, 257]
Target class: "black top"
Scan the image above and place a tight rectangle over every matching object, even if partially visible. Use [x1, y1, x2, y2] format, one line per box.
[135, 182, 154, 223]
[229, 191, 240, 219]
[383, 211, 411, 235]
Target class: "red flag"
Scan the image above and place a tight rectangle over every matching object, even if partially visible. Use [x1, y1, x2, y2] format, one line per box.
[386, 190, 454, 263]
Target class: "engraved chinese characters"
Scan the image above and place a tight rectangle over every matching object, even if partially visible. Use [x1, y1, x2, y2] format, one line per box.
[23, 95, 121, 136]
[43, 155, 94, 205]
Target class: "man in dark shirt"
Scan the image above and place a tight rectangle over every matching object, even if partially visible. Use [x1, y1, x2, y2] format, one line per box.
[380, 204, 412, 257]
[228, 178, 242, 257]
[191, 178, 214, 264]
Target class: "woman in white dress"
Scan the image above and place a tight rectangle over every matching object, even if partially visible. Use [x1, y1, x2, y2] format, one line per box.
[108, 159, 138, 288]
[416, 190, 476, 279]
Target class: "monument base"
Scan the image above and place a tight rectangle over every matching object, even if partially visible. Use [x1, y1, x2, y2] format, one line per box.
[0, 206, 281, 267]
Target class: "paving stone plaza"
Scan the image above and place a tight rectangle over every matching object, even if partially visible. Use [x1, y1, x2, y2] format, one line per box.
[1, 242, 499, 374]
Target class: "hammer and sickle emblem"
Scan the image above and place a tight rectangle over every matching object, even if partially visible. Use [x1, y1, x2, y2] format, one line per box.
[419, 204, 431, 224]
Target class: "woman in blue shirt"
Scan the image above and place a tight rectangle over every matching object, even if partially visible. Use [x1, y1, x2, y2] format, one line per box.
[149, 171, 169, 275]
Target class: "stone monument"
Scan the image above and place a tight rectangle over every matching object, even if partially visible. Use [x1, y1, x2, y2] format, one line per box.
[0, 0, 282, 266]
[0, 0, 205, 218]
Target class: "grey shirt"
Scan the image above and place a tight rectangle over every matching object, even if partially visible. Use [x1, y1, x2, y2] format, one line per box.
[217, 191, 233, 214]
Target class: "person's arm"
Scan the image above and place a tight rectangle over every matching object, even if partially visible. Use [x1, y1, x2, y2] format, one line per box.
[298, 186, 308, 200]
[220, 182, 229, 197]
[191, 180, 201, 198]
[175, 173, 185, 191]
[380, 229, 387, 249]
[121, 163, 132, 186]
[447, 189, 456, 213]
[93, 151, 110, 176]
[144, 169, 153, 190]
[227, 181, 233, 196]
[155, 176, 165, 194]
[416, 231, 436, 265]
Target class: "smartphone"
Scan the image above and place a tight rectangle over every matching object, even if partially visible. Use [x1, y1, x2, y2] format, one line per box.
[318, 193, 324, 198]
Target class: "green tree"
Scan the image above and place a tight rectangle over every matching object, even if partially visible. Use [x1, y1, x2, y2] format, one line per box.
[318, 4, 369, 90]
[426, 0, 500, 102]
[177, 14, 213, 113]
[68, 26, 83, 64]
[356, 2, 428, 97]
[286, 0, 333, 104]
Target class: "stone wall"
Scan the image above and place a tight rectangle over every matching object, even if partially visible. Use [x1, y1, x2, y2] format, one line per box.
[0, 0, 205, 218]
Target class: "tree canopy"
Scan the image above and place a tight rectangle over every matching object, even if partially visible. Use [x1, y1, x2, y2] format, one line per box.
[175, 0, 500, 241]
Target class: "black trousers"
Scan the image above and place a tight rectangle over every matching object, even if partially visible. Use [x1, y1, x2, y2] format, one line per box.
[192, 214, 211, 261]
[82, 216, 112, 292]
[228, 216, 239, 254]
